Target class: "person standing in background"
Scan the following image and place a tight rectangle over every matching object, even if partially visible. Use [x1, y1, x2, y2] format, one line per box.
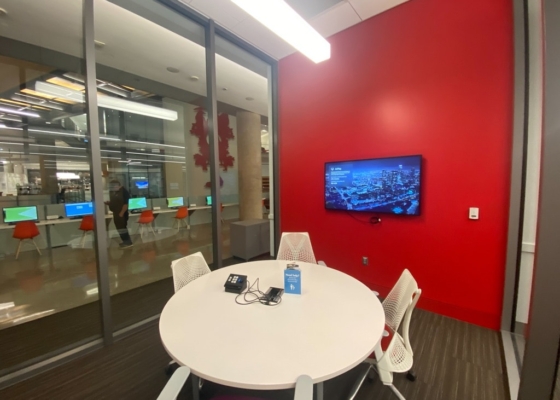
[105, 180, 133, 248]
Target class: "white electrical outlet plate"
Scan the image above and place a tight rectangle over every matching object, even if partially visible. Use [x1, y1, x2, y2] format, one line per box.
[469, 207, 479, 220]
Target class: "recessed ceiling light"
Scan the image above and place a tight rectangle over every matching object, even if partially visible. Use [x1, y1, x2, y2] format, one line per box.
[246, 97, 254, 101]
[94, 40, 105, 49]
[189, 76, 199, 81]
[167, 67, 180, 73]
[222, 87, 228, 91]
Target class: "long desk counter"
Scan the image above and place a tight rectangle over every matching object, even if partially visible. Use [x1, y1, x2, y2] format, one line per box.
[0, 203, 238, 255]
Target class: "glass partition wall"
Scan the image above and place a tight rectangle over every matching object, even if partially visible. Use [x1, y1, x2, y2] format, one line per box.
[0, 0, 277, 385]
[215, 36, 272, 264]
[0, 0, 103, 375]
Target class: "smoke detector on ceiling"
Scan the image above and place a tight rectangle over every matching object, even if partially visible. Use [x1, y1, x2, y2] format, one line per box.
[94, 40, 106, 49]
[189, 76, 199, 81]
[167, 67, 180, 73]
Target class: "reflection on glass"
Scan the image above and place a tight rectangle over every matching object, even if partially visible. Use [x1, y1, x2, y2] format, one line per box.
[93, 0, 213, 329]
[0, 0, 102, 371]
[215, 36, 272, 264]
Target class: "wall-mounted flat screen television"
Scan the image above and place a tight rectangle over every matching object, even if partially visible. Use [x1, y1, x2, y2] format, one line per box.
[135, 181, 149, 189]
[325, 155, 422, 215]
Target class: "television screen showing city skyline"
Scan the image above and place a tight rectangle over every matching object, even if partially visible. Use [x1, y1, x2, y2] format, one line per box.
[325, 155, 422, 215]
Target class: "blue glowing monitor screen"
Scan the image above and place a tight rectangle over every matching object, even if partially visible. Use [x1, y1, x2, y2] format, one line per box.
[325, 155, 422, 215]
[206, 196, 212, 206]
[3, 206, 38, 223]
[128, 197, 147, 210]
[135, 181, 148, 189]
[167, 197, 184, 207]
[65, 202, 94, 218]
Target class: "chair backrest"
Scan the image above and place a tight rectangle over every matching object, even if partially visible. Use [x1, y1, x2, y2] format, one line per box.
[175, 206, 188, 219]
[277, 232, 317, 264]
[79, 215, 94, 231]
[170, 251, 211, 292]
[382, 269, 421, 352]
[138, 210, 154, 223]
[13, 221, 40, 239]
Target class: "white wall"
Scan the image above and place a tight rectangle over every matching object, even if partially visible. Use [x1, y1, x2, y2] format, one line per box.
[516, 0, 543, 324]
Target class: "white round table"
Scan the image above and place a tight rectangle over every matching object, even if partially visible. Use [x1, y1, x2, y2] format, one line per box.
[159, 260, 385, 391]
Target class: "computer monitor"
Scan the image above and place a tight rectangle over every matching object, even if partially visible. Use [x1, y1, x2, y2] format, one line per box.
[3, 206, 38, 224]
[128, 197, 147, 211]
[65, 202, 94, 219]
[206, 195, 212, 206]
[167, 197, 184, 208]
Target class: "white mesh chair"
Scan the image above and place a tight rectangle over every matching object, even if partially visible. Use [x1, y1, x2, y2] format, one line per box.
[170, 251, 211, 293]
[277, 232, 320, 264]
[166, 252, 212, 379]
[349, 269, 421, 400]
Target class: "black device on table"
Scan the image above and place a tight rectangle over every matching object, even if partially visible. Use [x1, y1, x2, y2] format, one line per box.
[224, 274, 248, 294]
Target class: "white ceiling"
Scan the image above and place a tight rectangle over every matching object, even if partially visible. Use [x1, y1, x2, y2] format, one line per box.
[0, 0, 269, 116]
[182, 0, 410, 60]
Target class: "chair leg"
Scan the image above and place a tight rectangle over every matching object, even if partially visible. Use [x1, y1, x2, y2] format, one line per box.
[80, 231, 87, 248]
[32, 239, 42, 255]
[15, 240, 22, 260]
[150, 224, 156, 235]
[388, 384, 406, 400]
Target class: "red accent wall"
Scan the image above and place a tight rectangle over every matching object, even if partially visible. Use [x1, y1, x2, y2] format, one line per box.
[279, 0, 513, 330]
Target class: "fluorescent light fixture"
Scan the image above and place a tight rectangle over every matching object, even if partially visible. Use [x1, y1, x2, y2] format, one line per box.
[0, 302, 15, 310]
[0, 141, 24, 146]
[125, 139, 184, 149]
[57, 172, 81, 179]
[30, 152, 87, 159]
[0, 106, 40, 118]
[35, 82, 178, 121]
[126, 151, 185, 159]
[231, 0, 330, 63]
[11, 310, 55, 324]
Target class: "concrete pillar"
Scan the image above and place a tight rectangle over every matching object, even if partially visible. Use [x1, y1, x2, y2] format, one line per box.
[39, 155, 58, 195]
[164, 162, 185, 198]
[236, 111, 262, 220]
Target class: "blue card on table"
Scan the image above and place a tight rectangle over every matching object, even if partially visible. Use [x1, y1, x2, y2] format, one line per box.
[284, 265, 301, 295]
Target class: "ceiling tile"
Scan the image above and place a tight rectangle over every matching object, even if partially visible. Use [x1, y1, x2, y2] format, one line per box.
[348, 0, 409, 21]
[309, 2, 361, 38]
[285, 0, 344, 19]
[188, 0, 248, 30]
[230, 19, 296, 60]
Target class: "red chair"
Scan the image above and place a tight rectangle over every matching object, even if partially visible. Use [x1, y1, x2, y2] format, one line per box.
[138, 210, 156, 236]
[13, 221, 41, 259]
[173, 206, 188, 231]
[79, 215, 94, 248]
